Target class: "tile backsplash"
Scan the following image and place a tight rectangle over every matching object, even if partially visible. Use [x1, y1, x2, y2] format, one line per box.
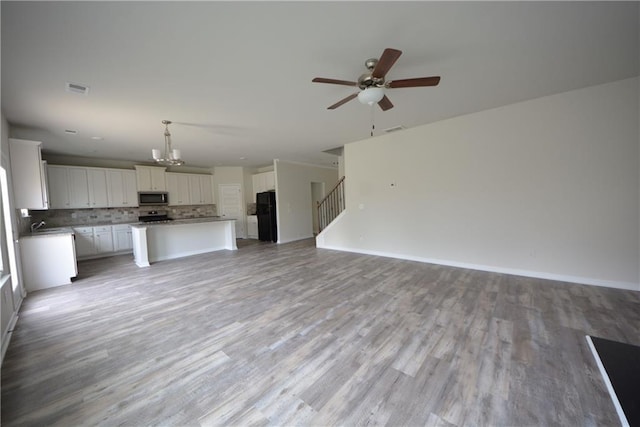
[18, 205, 217, 234]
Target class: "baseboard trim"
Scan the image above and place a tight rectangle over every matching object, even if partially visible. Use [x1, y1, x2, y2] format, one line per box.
[1, 311, 18, 365]
[315, 244, 639, 291]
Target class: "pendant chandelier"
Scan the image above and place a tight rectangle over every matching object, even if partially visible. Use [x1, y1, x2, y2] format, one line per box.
[152, 120, 184, 166]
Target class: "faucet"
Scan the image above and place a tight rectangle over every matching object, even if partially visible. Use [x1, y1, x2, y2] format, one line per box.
[30, 220, 46, 232]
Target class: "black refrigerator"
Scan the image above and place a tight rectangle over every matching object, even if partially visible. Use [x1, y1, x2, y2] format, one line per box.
[257, 191, 277, 242]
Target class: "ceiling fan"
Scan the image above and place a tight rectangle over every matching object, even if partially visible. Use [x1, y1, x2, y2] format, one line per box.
[312, 48, 440, 111]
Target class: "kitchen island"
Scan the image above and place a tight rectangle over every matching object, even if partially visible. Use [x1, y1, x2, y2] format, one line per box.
[20, 228, 78, 291]
[131, 218, 237, 267]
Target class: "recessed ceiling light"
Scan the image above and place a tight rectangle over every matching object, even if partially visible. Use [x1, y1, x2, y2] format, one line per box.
[239, 157, 246, 160]
[90, 136, 103, 140]
[64, 129, 77, 135]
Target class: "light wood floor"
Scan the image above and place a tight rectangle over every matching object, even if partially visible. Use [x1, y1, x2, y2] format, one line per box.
[2, 238, 639, 426]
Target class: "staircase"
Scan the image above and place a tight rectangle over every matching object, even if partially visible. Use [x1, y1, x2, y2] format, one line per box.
[317, 176, 345, 232]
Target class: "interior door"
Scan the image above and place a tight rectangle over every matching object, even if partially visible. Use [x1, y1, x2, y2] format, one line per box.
[218, 184, 245, 238]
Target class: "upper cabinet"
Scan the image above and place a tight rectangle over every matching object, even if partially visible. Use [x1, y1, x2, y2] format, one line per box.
[252, 171, 275, 201]
[47, 165, 139, 209]
[47, 165, 71, 209]
[189, 174, 214, 205]
[166, 173, 191, 206]
[65, 167, 108, 208]
[107, 169, 138, 208]
[135, 165, 166, 191]
[166, 172, 213, 206]
[9, 138, 49, 210]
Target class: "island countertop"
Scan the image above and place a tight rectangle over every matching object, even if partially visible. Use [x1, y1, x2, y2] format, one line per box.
[131, 217, 236, 229]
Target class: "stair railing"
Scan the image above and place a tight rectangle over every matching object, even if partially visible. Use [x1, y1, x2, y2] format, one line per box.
[317, 176, 345, 232]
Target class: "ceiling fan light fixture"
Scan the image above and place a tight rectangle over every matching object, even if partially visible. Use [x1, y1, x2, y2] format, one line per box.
[152, 120, 185, 166]
[358, 87, 385, 105]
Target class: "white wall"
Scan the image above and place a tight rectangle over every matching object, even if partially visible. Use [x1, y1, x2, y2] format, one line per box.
[274, 160, 338, 243]
[319, 77, 640, 291]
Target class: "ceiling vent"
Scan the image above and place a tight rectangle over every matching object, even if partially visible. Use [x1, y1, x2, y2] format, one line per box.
[65, 82, 89, 95]
[384, 125, 405, 133]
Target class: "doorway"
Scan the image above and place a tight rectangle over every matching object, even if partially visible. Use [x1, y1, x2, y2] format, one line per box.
[218, 184, 245, 239]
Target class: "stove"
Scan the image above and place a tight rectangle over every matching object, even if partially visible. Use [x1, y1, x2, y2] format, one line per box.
[138, 210, 174, 223]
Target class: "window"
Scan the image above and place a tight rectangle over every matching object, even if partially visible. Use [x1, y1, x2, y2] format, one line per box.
[0, 167, 19, 291]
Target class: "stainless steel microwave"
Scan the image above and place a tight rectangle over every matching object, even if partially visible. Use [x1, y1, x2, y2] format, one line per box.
[138, 192, 169, 206]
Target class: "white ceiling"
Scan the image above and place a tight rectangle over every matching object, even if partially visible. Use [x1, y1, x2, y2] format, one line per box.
[2, 1, 638, 169]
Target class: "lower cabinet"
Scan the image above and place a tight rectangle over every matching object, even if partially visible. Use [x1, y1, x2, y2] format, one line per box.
[113, 224, 133, 252]
[73, 227, 96, 258]
[73, 224, 133, 259]
[247, 215, 258, 239]
[94, 226, 114, 254]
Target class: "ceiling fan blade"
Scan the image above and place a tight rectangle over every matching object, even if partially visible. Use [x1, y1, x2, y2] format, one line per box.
[328, 93, 358, 109]
[312, 77, 357, 87]
[372, 48, 402, 79]
[387, 76, 441, 88]
[378, 95, 394, 111]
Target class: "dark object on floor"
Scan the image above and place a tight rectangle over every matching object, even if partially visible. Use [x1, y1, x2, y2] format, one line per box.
[587, 336, 640, 427]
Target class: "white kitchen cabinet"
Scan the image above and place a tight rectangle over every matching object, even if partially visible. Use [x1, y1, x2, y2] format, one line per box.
[50, 166, 138, 209]
[135, 165, 166, 191]
[20, 232, 77, 291]
[188, 174, 214, 205]
[68, 167, 109, 208]
[88, 169, 109, 207]
[247, 215, 258, 239]
[47, 165, 71, 209]
[189, 175, 203, 205]
[157, 171, 214, 206]
[112, 224, 133, 251]
[9, 138, 49, 210]
[73, 226, 95, 257]
[74, 225, 131, 259]
[107, 169, 138, 207]
[94, 226, 114, 253]
[252, 171, 275, 202]
[200, 175, 214, 204]
[122, 170, 138, 207]
[48, 166, 110, 209]
[166, 173, 191, 205]
[68, 167, 91, 208]
[264, 171, 275, 191]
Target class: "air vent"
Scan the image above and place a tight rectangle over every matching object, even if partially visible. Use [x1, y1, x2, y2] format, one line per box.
[384, 125, 405, 133]
[65, 82, 90, 95]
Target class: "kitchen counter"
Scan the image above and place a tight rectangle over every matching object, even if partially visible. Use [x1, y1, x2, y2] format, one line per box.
[20, 227, 74, 238]
[130, 216, 230, 228]
[131, 218, 237, 267]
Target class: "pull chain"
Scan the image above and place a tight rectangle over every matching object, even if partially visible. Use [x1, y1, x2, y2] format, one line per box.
[370, 105, 375, 137]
